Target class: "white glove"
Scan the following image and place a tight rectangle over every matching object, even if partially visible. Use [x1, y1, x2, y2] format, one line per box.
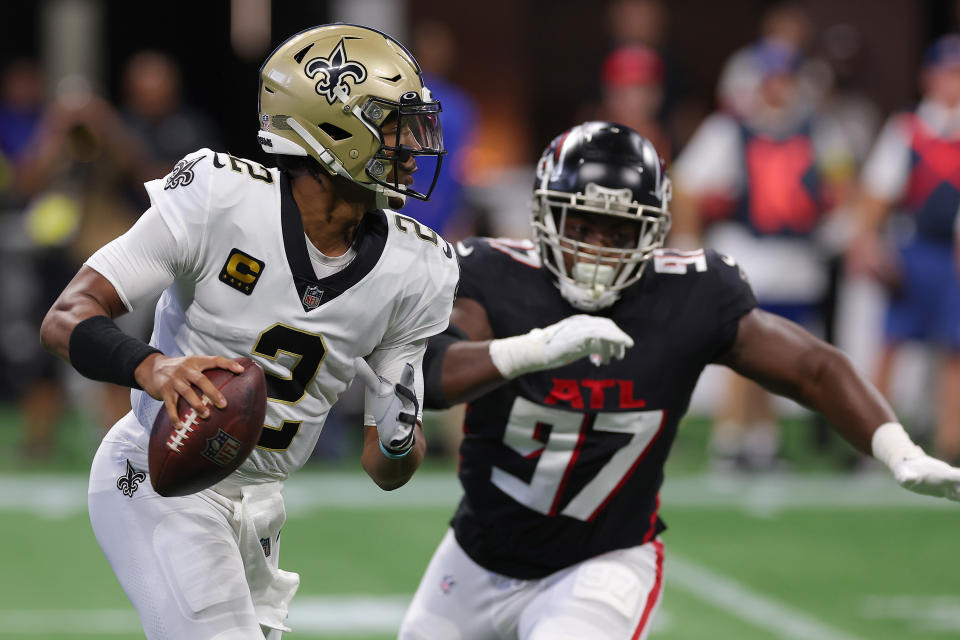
[488, 314, 635, 379]
[891, 456, 960, 501]
[872, 422, 960, 501]
[354, 358, 419, 458]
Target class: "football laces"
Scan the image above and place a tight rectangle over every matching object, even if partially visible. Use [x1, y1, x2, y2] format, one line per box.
[166, 396, 211, 453]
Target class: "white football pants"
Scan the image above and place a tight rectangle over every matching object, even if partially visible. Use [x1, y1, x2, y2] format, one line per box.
[399, 529, 664, 640]
[88, 414, 297, 640]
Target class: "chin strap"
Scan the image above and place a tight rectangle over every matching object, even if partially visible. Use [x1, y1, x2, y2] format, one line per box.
[375, 185, 406, 209]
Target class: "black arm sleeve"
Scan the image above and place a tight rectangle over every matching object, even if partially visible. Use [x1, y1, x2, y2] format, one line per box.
[423, 323, 468, 410]
[68, 315, 161, 389]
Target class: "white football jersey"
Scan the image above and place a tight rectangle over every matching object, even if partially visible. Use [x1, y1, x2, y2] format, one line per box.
[87, 148, 459, 482]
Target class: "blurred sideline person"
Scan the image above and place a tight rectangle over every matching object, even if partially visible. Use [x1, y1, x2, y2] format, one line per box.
[596, 44, 672, 161]
[40, 24, 458, 639]
[671, 40, 854, 471]
[398, 122, 960, 640]
[0, 58, 58, 455]
[120, 49, 224, 192]
[10, 67, 147, 457]
[0, 58, 45, 164]
[850, 34, 960, 463]
[601, 0, 698, 147]
[716, 0, 818, 122]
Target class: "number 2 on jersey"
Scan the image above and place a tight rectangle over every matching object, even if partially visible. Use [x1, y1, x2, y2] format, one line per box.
[251, 323, 327, 451]
[492, 397, 664, 521]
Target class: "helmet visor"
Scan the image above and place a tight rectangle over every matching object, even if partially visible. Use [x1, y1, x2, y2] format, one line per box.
[363, 97, 445, 201]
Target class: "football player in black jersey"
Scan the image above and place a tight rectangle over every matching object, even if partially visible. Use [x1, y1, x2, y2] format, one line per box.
[398, 121, 960, 640]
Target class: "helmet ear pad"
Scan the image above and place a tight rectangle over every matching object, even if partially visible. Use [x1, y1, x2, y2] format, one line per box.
[258, 131, 308, 157]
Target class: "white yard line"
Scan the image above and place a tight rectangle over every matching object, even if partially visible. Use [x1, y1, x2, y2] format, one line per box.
[0, 558, 858, 639]
[286, 595, 410, 633]
[861, 595, 960, 633]
[0, 598, 410, 636]
[0, 470, 949, 518]
[668, 553, 864, 640]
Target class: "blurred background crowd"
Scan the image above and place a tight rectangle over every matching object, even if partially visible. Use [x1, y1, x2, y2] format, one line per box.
[3, 0, 960, 474]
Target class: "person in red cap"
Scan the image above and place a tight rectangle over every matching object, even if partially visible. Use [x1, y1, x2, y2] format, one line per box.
[598, 45, 672, 160]
[849, 33, 960, 464]
[671, 37, 856, 471]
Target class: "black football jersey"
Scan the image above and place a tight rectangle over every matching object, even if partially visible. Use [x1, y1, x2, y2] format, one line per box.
[445, 237, 757, 579]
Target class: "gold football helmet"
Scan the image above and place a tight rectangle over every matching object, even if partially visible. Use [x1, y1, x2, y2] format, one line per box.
[258, 23, 445, 207]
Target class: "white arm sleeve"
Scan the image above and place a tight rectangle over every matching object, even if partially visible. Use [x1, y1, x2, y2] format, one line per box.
[860, 115, 911, 203]
[671, 113, 743, 195]
[362, 339, 426, 426]
[84, 206, 182, 312]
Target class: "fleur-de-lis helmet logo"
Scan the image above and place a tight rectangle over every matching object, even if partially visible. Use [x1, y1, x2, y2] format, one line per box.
[304, 38, 368, 105]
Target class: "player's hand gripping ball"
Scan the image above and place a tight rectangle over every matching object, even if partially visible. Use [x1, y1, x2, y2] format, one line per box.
[148, 357, 267, 496]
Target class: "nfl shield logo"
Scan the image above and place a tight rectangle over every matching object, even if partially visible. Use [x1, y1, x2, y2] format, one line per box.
[302, 285, 323, 310]
[202, 429, 243, 467]
[440, 574, 456, 594]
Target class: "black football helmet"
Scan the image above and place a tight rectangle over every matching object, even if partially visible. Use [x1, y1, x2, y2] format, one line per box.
[532, 121, 671, 310]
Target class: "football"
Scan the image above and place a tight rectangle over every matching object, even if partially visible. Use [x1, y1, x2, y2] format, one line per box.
[148, 357, 267, 497]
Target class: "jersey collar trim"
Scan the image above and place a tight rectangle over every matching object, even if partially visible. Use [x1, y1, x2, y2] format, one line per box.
[279, 172, 388, 312]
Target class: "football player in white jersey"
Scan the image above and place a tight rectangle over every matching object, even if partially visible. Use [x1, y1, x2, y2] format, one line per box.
[39, 24, 459, 640]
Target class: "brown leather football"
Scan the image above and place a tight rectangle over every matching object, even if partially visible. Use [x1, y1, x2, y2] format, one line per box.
[148, 357, 267, 497]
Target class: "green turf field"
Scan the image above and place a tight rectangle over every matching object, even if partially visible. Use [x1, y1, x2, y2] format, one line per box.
[2, 407, 958, 639]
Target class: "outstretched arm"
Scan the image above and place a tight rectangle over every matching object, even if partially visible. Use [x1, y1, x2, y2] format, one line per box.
[425, 297, 635, 408]
[719, 308, 960, 500]
[717, 308, 893, 453]
[426, 298, 501, 407]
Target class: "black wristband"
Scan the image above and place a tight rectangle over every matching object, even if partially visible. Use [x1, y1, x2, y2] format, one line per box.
[68, 315, 161, 389]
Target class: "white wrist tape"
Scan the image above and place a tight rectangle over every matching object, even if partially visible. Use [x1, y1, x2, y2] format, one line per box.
[488, 330, 546, 379]
[871, 422, 925, 471]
